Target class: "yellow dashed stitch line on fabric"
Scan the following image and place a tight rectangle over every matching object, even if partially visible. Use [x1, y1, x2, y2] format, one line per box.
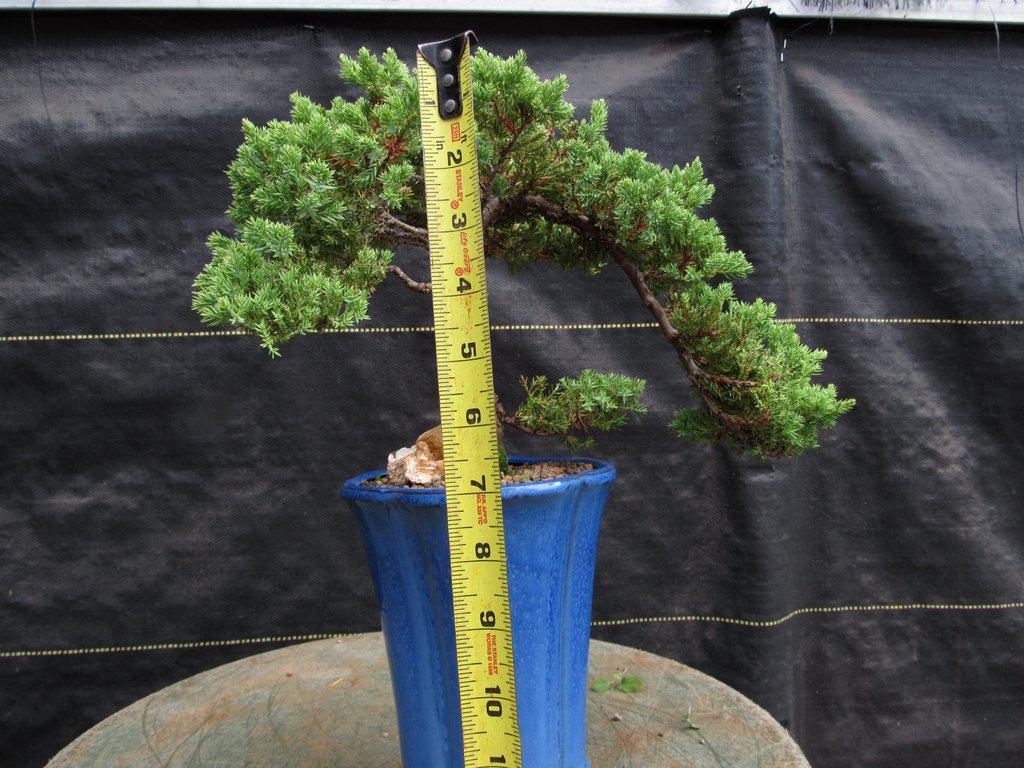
[0, 324, 637, 342]
[589, 601, 1024, 629]
[0, 632, 359, 659]
[781, 318, 1024, 326]
[1, 318, 1021, 344]
[3, 602, 1022, 658]
[0, 328, 430, 343]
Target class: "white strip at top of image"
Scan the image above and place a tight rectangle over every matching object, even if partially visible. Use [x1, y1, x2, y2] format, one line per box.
[3, 0, 1024, 27]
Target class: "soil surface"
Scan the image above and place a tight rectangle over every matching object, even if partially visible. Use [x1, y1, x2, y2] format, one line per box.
[361, 461, 595, 488]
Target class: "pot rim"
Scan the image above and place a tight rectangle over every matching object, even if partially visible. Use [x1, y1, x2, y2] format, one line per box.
[339, 455, 616, 505]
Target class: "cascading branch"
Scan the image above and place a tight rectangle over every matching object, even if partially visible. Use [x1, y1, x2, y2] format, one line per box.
[193, 47, 853, 457]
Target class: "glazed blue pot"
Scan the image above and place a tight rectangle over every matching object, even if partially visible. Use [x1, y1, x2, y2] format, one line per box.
[340, 457, 615, 768]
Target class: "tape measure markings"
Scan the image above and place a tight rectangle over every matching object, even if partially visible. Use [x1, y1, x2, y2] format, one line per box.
[417, 31, 522, 768]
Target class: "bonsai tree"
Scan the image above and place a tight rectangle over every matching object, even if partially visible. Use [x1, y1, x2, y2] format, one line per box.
[193, 47, 853, 462]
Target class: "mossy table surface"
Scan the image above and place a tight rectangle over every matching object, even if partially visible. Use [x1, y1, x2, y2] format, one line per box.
[47, 633, 809, 768]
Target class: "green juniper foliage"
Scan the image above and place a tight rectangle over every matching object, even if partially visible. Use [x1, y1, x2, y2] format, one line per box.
[193, 46, 853, 457]
[509, 372, 647, 450]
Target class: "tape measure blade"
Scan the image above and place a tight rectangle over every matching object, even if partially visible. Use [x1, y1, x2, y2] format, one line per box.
[416, 36, 522, 768]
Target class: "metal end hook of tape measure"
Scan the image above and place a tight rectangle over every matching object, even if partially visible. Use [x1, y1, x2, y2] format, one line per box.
[417, 30, 477, 119]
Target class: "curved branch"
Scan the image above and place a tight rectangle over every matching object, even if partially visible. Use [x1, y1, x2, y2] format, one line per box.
[380, 211, 429, 247]
[387, 264, 431, 293]
[482, 194, 515, 227]
[382, 192, 764, 442]
[694, 370, 760, 388]
[379, 201, 510, 293]
[495, 399, 557, 437]
[485, 110, 529, 197]
[494, 194, 761, 435]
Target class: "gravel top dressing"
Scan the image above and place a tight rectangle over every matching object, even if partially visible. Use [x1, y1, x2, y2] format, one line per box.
[361, 461, 595, 488]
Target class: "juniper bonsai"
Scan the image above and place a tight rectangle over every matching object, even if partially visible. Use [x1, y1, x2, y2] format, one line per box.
[192, 47, 853, 458]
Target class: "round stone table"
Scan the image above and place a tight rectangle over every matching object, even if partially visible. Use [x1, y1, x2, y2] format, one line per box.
[47, 633, 809, 767]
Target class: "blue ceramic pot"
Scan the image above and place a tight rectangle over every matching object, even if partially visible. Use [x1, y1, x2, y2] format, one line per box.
[340, 457, 616, 768]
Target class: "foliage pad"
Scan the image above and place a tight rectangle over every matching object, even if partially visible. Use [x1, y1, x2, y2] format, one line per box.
[193, 46, 853, 456]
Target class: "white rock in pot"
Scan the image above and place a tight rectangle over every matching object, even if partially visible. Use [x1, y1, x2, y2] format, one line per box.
[387, 426, 445, 485]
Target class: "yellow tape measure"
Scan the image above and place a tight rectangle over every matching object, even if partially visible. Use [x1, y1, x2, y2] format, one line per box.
[416, 31, 522, 768]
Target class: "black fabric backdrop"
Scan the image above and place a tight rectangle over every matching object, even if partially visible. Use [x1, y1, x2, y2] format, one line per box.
[1, 8, 1023, 767]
